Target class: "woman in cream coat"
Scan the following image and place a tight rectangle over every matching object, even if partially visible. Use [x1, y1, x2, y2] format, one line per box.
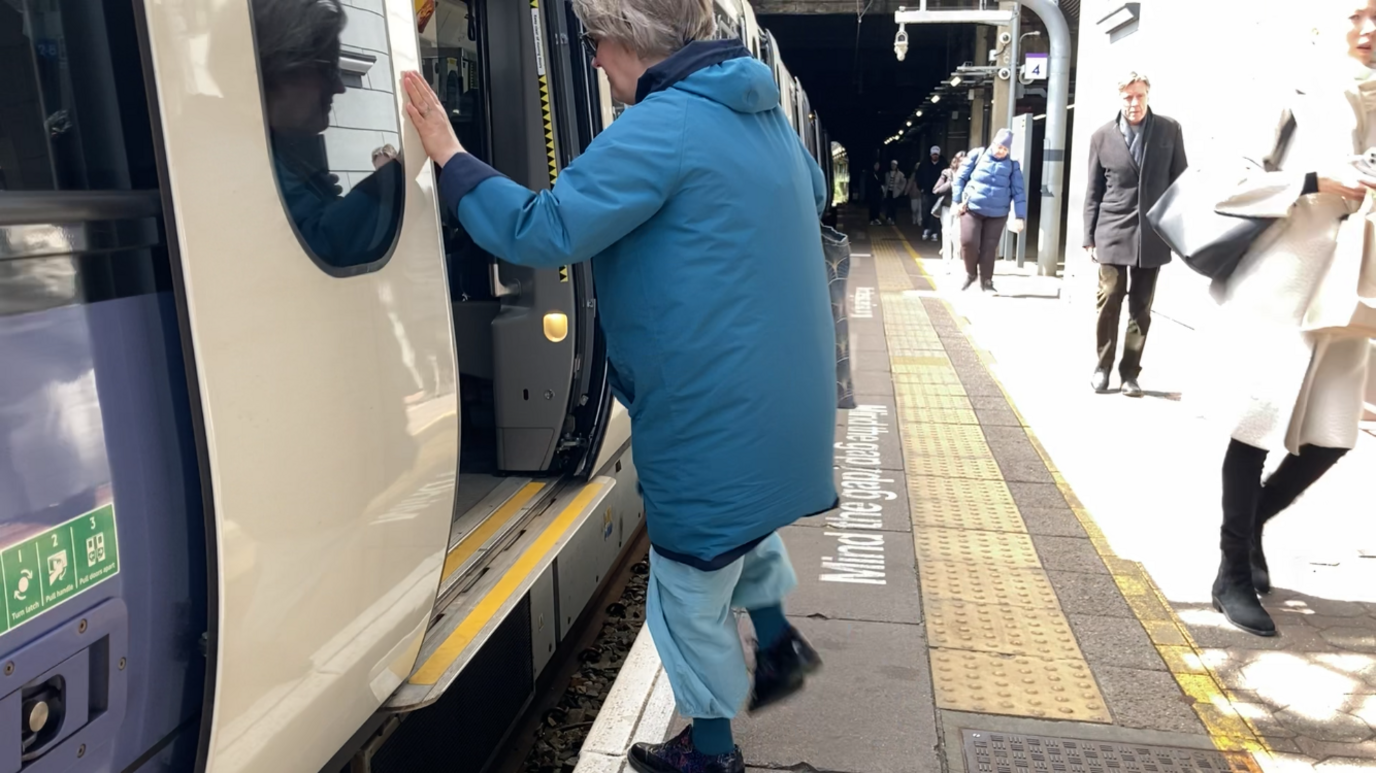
[1206, 1, 1376, 637]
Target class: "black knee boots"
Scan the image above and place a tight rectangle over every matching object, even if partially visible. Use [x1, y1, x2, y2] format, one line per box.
[1250, 445, 1349, 593]
[1215, 440, 1275, 636]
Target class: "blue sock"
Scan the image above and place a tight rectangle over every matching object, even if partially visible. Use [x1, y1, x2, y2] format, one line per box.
[691, 718, 734, 755]
[749, 605, 789, 649]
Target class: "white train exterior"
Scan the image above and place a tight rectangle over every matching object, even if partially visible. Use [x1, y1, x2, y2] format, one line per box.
[0, 1, 830, 772]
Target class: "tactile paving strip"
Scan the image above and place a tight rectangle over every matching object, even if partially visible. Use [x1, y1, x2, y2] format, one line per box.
[900, 407, 980, 425]
[927, 599, 1084, 660]
[961, 731, 1261, 773]
[909, 477, 1024, 533]
[888, 379, 968, 396]
[918, 563, 1062, 609]
[877, 251, 1111, 726]
[892, 392, 973, 410]
[900, 423, 993, 458]
[915, 527, 1042, 569]
[931, 650, 1110, 723]
[905, 454, 1006, 480]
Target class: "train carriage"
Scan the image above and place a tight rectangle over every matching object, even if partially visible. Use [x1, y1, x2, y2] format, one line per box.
[0, 1, 833, 772]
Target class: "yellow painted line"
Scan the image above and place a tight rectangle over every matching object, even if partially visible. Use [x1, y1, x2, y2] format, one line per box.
[442, 482, 546, 581]
[412, 481, 606, 685]
[887, 223, 1272, 758]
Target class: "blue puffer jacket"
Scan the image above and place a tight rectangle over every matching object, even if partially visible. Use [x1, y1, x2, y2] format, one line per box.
[952, 148, 1028, 219]
[439, 41, 838, 567]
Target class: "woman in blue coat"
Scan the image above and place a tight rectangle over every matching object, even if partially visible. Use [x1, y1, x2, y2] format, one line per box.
[402, 0, 837, 768]
[953, 128, 1028, 292]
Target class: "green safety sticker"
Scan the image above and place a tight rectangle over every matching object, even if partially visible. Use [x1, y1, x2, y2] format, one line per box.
[0, 504, 119, 633]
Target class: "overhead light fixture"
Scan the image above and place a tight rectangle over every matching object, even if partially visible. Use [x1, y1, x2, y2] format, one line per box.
[906, 121, 912, 127]
[1096, 2, 1141, 34]
[950, 76, 962, 87]
[916, 109, 924, 117]
[932, 94, 941, 103]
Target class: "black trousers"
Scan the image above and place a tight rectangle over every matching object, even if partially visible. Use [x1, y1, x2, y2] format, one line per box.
[960, 211, 1006, 281]
[884, 195, 901, 222]
[868, 197, 882, 222]
[1096, 264, 1159, 379]
[1219, 439, 1348, 562]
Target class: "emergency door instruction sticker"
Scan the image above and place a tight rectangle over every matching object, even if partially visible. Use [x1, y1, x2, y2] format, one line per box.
[0, 505, 119, 633]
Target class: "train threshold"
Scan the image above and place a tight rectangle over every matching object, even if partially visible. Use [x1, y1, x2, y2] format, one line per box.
[569, 209, 1376, 773]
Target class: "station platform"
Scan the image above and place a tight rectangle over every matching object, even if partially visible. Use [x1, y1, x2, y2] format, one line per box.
[572, 209, 1376, 773]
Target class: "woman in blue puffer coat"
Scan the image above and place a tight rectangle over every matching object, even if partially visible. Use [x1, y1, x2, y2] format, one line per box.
[401, 0, 837, 766]
[953, 128, 1028, 292]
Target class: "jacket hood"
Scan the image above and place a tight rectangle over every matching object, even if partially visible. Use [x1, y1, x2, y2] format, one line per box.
[636, 40, 779, 114]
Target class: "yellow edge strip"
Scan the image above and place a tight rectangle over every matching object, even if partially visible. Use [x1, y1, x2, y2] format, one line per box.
[442, 482, 545, 581]
[411, 481, 606, 685]
[889, 226, 1271, 762]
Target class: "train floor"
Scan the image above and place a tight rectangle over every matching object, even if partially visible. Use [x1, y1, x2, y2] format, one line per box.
[570, 207, 1376, 773]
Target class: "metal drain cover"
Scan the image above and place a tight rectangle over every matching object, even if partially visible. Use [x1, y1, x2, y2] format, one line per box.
[962, 730, 1259, 773]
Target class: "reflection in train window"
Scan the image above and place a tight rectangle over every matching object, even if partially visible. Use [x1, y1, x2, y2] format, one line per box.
[247, 0, 405, 274]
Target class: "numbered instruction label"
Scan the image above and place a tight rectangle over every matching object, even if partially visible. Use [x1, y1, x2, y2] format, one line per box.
[0, 505, 119, 633]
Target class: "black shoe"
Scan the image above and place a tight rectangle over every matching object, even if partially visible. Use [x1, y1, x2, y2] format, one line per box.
[961, 275, 977, 291]
[628, 726, 745, 773]
[1211, 561, 1276, 637]
[1091, 370, 1110, 394]
[749, 626, 823, 713]
[981, 280, 996, 293]
[1121, 378, 1143, 398]
[1251, 536, 1271, 595]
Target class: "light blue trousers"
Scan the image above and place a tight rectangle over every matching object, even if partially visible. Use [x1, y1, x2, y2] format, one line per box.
[645, 532, 798, 720]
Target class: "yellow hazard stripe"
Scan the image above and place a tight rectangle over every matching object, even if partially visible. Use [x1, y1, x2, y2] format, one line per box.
[531, 0, 559, 186]
[411, 481, 606, 685]
[441, 482, 545, 581]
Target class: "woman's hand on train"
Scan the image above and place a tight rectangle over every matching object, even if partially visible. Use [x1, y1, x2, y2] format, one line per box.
[1008, 218, 1025, 234]
[402, 71, 465, 168]
[1317, 167, 1376, 201]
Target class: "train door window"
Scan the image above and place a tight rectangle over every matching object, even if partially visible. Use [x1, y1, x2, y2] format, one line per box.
[421, 0, 495, 305]
[1, 0, 168, 314]
[246, 0, 406, 275]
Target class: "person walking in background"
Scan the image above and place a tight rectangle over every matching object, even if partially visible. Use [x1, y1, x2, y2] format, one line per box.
[914, 144, 946, 241]
[954, 129, 1026, 293]
[1201, 0, 1376, 638]
[402, 0, 838, 762]
[904, 164, 925, 226]
[867, 160, 884, 225]
[1084, 72, 1188, 397]
[884, 159, 906, 225]
[932, 150, 966, 274]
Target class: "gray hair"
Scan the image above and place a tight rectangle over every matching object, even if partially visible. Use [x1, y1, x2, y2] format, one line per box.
[251, 0, 347, 86]
[1117, 71, 1151, 92]
[572, 0, 716, 59]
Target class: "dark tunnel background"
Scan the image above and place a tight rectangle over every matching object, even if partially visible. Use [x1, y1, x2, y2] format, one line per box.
[758, 15, 972, 172]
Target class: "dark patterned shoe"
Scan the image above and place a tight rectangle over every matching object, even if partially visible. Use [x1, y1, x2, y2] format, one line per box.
[627, 726, 744, 773]
[748, 626, 823, 712]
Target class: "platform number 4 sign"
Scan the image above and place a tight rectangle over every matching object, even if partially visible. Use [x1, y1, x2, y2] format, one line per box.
[1025, 53, 1048, 81]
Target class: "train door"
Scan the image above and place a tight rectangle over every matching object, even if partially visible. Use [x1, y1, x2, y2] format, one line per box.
[135, 1, 460, 772]
[424, 0, 605, 479]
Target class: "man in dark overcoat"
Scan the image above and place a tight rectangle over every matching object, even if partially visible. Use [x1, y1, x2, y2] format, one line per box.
[1083, 72, 1188, 397]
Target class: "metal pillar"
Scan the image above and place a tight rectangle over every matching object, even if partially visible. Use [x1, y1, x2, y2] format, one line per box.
[1005, 4, 1020, 132]
[1019, 0, 1069, 276]
[1000, 3, 1020, 264]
